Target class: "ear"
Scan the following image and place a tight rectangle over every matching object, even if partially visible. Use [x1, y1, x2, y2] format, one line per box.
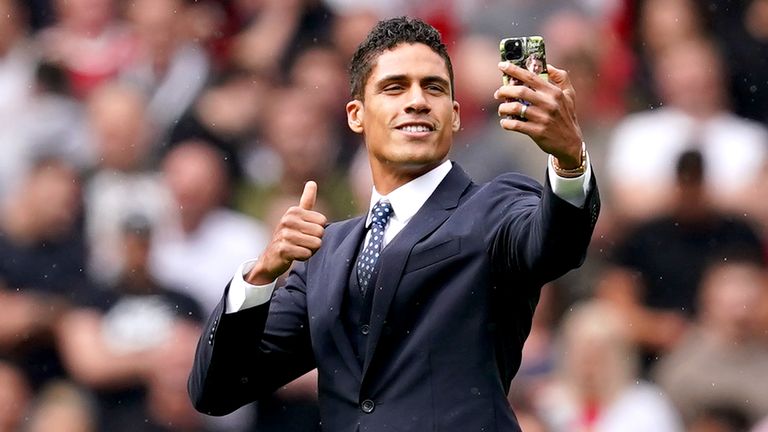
[346, 100, 364, 134]
[451, 100, 461, 132]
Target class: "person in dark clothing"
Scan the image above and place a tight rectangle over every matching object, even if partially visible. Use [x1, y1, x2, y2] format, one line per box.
[0, 157, 88, 390]
[56, 214, 207, 432]
[600, 149, 764, 370]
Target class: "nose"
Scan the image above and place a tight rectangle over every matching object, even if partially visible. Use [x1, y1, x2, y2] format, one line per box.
[404, 87, 430, 114]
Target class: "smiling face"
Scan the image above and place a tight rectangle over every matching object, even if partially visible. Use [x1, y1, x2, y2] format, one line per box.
[346, 43, 460, 193]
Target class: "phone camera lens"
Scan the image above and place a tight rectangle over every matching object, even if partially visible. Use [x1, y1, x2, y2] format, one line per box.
[504, 39, 524, 61]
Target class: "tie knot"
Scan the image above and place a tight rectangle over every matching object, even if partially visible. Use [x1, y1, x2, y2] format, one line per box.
[370, 200, 393, 228]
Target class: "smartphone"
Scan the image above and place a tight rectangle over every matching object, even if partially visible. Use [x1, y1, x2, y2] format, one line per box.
[499, 36, 548, 86]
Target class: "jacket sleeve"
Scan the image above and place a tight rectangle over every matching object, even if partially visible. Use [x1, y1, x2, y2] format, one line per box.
[490, 170, 600, 284]
[188, 260, 316, 416]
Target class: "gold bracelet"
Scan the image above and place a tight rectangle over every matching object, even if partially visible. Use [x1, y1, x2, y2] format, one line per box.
[553, 144, 587, 178]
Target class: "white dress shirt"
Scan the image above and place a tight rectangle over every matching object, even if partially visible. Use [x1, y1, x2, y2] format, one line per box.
[226, 154, 593, 314]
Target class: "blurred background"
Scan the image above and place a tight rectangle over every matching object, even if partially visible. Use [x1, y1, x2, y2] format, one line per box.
[1, 0, 768, 431]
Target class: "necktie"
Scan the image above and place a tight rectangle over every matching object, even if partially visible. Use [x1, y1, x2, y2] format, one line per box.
[356, 200, 393, 295]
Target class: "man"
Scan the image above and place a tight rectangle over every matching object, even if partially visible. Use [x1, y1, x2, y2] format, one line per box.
[189, 17, 599, 432]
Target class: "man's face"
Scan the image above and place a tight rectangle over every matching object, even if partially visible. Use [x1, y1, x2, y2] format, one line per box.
[347, 43, 460, 181]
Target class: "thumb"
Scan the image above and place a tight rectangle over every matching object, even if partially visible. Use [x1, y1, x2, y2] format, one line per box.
[546, 64, 572, 90]
[299, 181, 318, 210]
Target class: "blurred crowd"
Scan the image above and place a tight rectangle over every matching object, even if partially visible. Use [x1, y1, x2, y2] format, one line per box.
[1, 0, 768, 431]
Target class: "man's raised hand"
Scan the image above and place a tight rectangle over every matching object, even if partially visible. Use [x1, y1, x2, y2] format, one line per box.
[494, 62, 583, 169]
[246, 181, 327, 285]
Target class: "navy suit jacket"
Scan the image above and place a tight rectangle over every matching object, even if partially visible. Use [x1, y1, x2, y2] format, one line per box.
[189, 163, 600, 432]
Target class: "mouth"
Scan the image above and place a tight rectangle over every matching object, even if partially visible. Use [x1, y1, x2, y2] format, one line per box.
[394, 121, 436, 136]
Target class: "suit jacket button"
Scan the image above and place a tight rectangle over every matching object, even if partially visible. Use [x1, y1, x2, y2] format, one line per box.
[361, 399, 375, 413]
[360, 324, 370, 335]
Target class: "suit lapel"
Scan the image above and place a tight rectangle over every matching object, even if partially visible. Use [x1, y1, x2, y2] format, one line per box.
[362, 165, 472, 379]
[323, 217, 366, 381]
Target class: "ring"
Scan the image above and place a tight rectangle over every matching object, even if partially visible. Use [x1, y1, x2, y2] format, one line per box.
[519, 103, 528, 120]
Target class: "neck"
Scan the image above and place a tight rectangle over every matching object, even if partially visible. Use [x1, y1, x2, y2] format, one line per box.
[2, 205, 40, 244]
[120, 269, 156, 294]
[180, 211, 206, 234]
[371, 161, 442, 195]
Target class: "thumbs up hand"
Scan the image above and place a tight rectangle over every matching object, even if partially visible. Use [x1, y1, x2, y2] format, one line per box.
[246, 181, 327, 285]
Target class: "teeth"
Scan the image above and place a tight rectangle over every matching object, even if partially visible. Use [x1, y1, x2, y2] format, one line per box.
[400, 125, 431, 132]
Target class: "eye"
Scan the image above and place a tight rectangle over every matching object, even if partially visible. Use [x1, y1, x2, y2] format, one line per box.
[426, 84, 446, 94]
[383, 84, 404, 93]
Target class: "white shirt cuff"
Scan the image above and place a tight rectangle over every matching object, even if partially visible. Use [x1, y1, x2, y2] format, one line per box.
[547, 148, 592, 208]
[225, 259, 277, 314]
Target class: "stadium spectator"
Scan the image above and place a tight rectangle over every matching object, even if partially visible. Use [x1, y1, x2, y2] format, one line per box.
[83, 82, 173, 284]
[37, 0, 135, 98]
[57, 214, 205, 431]
[653, 256, 768, 426]
[238, 86, 356, 224]
[606, 38, 768, 222]
[599, 150, 764, 369]
[150, 140, 269, 314]
[534, 300, 683, 432]
[0, 158, 87, 390]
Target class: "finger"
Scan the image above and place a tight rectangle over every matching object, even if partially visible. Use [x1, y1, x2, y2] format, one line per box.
[494, 85, 552, 109]
[299, 181, 317, 210]
[498, 61, 551, 92]
[494, 84, 537, 102]
[499, 117, 545, 137]
[498, 101, 544, 123]
[544, 64, 574, 92]
[283, 217, 326, 238]
[272, 228, 322, 256]
[547, 64, 577, 111]
[285, 207, 328, 227]
[276, 243, 315, 262]
[281, 230, 323, 252]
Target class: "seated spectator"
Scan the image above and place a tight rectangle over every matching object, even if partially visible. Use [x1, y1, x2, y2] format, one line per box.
[599, 150, 764, 370]
[533, 300, 683, 432]
[149, 140, 269, 314]
[237, 85, 355, 225]
[606, 38, 768, 222]
[83, 82, 173, 284]
[653, 256, 768, 426]
[37, 0, 136, 98]
[150, 140, 267, 430]
[56, 215, 206, 432]
[0, 157, 88, 389]
[0, 60, 88, 202]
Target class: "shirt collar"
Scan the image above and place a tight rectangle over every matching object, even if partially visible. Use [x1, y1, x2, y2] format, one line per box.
[366, 160, 453, 228]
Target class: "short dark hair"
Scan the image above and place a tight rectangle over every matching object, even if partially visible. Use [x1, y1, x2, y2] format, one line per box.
[675, 149, 704, 185]
[349, 16, 454, 100]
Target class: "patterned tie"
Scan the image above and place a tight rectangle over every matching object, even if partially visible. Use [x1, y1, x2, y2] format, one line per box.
[356, 200, 393, 295]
